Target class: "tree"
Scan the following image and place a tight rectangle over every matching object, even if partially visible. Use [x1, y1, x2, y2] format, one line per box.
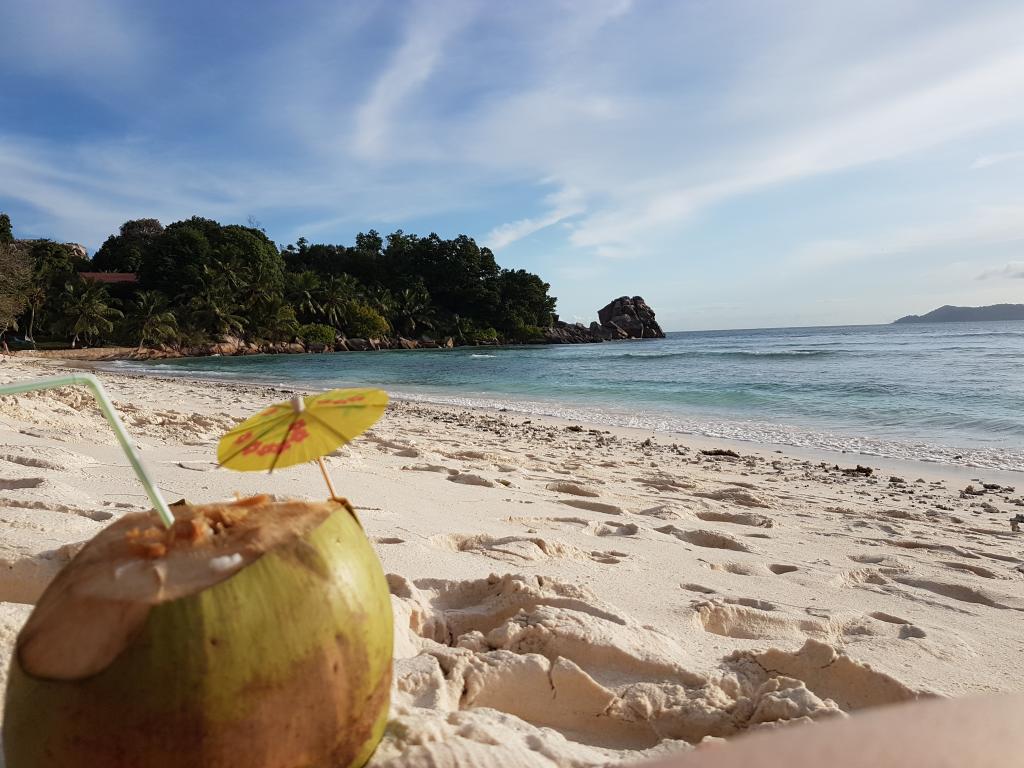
[343, 301, 390, 339]
[60, 280, 123, 348]
[316, 274, 360, 327]
[363, 284, 394, 319]
[0, 213, 12, 244]
[286, 271, 322, 322]
[299, 323, 336, 346]
[126, 291, 178, 350]
[183, 267, 245, 338]
[23, 283, 47, 342]
[92, 218, 164, 272]
[495, 269, 557, 331]
[250, 297, 299, 342]
[0, 243, 32, 339]
[391, 284, 435, 337]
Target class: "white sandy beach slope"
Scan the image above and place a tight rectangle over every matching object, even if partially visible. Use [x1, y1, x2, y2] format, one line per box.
[1, 356, 1023, 766]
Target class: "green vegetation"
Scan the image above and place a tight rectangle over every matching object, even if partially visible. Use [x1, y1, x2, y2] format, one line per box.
[298, 323, 337, 346]
[0, 212, 558, 351]
[0, 242, 32, 337]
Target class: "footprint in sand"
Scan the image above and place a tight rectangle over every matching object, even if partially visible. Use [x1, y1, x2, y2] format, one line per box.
[848, 553, 907, 568]
[593, 521, 639, 537]
[700, 561, 799, 576]
[723, 596, 778, 611]
[447, 472, 496, 488]
[0, 445, 97, 471]
[559, 499, 626, 515]
[830, 568, 892, 588]
[694, 600, 933, 648]
[862, 613, 928, 639]
[545, 481, 601, 498]
[654, 525, 753, 552]
[893, 577, 1024, 611]
[938, 560, 1004, 579]
[681, 582, 718, 594]
[431, 533, 629, 566]
[695, 510, 774, 528]
[0, 478, 45, 490]
[692, 600, 828, 641]
[692, 487, 771, 508]
[633, 475, 697, 493]
[868, 611, 911, 624]
[888, 539, 980, 559]
[634, 504, 683, 520]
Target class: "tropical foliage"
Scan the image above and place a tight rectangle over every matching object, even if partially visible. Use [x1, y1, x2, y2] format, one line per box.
[1, 211, 559, 350]
[0, 243, 32, 336]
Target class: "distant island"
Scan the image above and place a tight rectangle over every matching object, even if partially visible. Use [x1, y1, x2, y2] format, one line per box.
[893, 304, 1024, 324]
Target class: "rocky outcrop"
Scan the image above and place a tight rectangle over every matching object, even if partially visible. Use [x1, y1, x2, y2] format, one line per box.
[543, 295, 665, 343]
[597, 296, 665, 339]
[543, 322, 603, 344]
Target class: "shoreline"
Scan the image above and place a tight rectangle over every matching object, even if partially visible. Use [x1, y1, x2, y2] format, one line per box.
[41, 352, 1024, 485]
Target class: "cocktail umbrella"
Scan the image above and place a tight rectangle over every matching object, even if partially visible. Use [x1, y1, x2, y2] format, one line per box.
[217, 386, 388, 499]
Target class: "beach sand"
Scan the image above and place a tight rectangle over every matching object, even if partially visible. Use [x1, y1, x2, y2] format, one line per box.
[1, 355, 1022, 766]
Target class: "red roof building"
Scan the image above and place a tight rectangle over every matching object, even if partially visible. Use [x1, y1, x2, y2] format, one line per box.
[78, 272, 139, 284]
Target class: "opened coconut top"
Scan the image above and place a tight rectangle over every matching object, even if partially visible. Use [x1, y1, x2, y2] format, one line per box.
[18, 495, 342, 680]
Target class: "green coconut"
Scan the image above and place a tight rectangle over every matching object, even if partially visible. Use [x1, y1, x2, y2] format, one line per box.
[3, 495, 393, 768]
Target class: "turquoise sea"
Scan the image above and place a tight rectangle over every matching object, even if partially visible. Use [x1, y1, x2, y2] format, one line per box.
[107, 322, 1024, 472]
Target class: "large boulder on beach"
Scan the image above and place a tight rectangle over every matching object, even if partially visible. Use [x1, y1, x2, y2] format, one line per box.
[207, 336, 244, 356]
[543, 322, 602, 344]
[597, 296, 665, 339]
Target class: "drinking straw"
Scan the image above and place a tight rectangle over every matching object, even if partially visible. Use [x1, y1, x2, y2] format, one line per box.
[0, 373, 174, 527]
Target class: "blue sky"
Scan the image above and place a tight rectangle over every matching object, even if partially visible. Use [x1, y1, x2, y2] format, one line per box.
[2, 0, 1023, 330]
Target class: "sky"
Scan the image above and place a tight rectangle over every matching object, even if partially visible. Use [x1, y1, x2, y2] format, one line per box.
[1, 0, 1023, 331]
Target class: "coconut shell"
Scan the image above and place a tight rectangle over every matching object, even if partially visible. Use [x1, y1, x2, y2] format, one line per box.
[3, 497, 393, 768]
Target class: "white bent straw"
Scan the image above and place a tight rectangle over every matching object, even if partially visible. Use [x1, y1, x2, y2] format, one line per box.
[0, 373, 174, 527]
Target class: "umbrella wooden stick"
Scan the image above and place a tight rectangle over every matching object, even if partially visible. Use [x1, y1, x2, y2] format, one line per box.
[317, 456, 340, 500]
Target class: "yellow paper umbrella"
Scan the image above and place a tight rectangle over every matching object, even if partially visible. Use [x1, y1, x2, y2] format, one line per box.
[217, 387, 388, 498]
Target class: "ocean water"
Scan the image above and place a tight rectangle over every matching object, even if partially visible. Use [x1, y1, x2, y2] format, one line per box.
[107, 322, 1024, 472]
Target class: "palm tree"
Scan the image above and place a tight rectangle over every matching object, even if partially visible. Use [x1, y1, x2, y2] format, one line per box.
[186, 292, 244, 338]
[286, 271, 322, 322]
[181, 271, 244, 338]
[23, 283, 47, 341]
[316, 274, 360, 328]
[61, 280, 123, 348]
[252, 297, 299, 342]
[126, 291, 178, 350]
[392, 285, 435, 337]
[363, 284, 395, 321]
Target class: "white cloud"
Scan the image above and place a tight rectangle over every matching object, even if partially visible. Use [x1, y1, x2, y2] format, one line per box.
[971, 150, 1024, 169]
[353, 0, 477, 160]
[486, 185, 584, 248]
[793, 205, 1024, 268]
[977, 261, 1024, 280]
[567, 42, 1024, 254]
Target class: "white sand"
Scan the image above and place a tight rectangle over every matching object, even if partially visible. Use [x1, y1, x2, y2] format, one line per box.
[1, 355, 1022, 766]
